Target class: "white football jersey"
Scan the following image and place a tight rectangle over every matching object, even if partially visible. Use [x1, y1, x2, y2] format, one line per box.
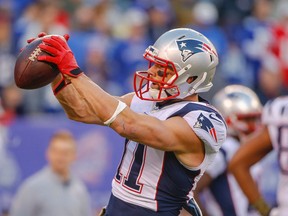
[262, 96, 288, 216]
[112, 93, 227, 213]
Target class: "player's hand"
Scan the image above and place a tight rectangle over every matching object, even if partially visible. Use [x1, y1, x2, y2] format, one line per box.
[27, 32, 47, 44]
[19, 32, 48, 52]
[38, 34, 82, 77]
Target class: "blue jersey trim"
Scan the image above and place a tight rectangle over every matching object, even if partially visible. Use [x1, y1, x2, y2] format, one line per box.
[105, 194, 178, 216]
[155, 152, 200, 212]
[168, 103, 226, 127]
[219, 148, 228, 164]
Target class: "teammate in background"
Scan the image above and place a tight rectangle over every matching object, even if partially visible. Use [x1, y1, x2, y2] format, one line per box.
[30, 28, 227, 215]
[193, 85, 263, 216]
[229, 96, 288, 216]
[10, 130, 91, 216]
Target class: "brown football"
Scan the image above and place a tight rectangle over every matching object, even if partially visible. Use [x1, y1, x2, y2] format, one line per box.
[14, 36, 59, 89]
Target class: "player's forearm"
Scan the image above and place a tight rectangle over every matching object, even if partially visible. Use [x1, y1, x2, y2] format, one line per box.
[67, 74, 122, 124]
[55, 74, 184, 151]
[230, 165, 261, 203]
[62, 75, 174, 148]
[230, 164, 271, 216]
[229, 126, 273, 214]
[51, 75, 104, 124]
[52, 73, 147, 144]
[228, 147, 261, 204]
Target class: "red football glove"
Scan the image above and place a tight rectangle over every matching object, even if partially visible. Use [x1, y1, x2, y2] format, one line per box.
[38, 35, 82, 77]
[19, 32, 48, 52]
[27, 32, 47, 44]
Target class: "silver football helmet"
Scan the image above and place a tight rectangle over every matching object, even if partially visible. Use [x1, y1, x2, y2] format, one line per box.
[212, 85, 262, 136]
[134, 28, 219, 101]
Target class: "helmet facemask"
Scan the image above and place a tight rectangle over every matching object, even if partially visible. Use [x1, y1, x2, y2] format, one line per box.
[227, 112, 262, 138]
[134, 46, 181, 101]
[134, 47, 214, 101]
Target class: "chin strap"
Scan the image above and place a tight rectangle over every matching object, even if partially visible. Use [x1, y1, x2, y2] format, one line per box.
[149, 88, 168, 101]
[189, 72, 207, 95]
[166, 64, 192, 85]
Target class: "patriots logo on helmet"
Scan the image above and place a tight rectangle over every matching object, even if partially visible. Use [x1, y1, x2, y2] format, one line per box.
[176, 39, 205, 62]
[194, 113, 218, 142]
[227, 92, 250, 101]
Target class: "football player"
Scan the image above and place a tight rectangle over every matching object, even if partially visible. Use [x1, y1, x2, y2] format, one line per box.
[229, 96, 288, 216]
[32, 28, 227, 215]
[193, 85, 263, 216]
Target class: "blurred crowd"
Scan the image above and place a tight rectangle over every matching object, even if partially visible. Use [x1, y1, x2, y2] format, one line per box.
[0, 0, 288, 121]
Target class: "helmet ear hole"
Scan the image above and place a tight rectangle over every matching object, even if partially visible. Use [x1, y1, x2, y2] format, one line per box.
[186, 76, 197, 84]
[186, 77, 193, 84]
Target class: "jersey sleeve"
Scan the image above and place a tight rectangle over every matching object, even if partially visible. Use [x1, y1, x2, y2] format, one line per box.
[167, 102, 227, 170]
[183, 109, 227, 153]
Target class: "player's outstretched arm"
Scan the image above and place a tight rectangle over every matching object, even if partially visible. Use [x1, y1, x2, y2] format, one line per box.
[67, 72, 205, 160]
[35, 34, 132, 125]
[39, 34, 206, 159]
[228, 126, 273, 216]
[51, 74, 103, 124]
[51, 74, 133, 125]
[38, 35, 138, 129]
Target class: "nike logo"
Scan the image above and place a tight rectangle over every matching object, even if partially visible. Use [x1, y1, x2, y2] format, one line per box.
[209, 113, 222, 123]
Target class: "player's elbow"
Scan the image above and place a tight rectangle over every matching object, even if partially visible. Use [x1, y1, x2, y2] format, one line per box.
[228, 157, 240, 174]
